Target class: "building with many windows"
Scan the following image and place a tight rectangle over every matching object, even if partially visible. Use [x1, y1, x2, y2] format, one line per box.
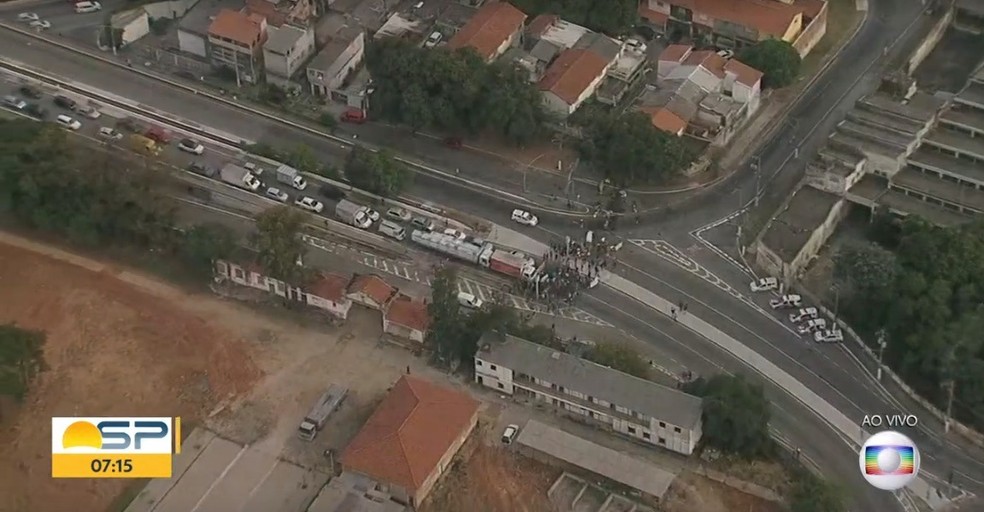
[474, 334, 703, 455]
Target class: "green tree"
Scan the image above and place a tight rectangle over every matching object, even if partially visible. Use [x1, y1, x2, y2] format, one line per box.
[252, 206, 307, 282]
[285, 144, 320, 172]
[179, 223, 237, 276]
[579, 111, 696, 186]
[427, 266, 467, 363]
[344, 146, 409, 197]
[689, 374, 773, 458]
[319, 112, 339, 133]
[587, 341, 650, 379]
[0, 324, 46, 402]
[834, 242, 898, 294]
[737, 39, 801, 88]
[787, 472, 847, 512]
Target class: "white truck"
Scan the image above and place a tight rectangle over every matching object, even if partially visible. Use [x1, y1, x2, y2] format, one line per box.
[275, 164, 307, 190]
[335, 199, 372, 229]
[298, 385, 348, 441]
[219, 163, 261, 191]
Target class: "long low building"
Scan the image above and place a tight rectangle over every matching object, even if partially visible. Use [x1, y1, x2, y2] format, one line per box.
[474, 333, 703, 455]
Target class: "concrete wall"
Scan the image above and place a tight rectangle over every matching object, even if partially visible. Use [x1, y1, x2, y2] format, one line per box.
[178, 29, 207, 57]
[788, 197, 848, 276]
[143, 0, 199, 20]
[792, 1, 828, 57]
[753, 241, 788, 282]
[906, 7, 954, 74]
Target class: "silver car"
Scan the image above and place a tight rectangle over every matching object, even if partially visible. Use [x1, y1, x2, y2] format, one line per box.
[265, 187, 288, 203]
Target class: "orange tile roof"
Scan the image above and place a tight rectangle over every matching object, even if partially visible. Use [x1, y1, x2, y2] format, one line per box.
[208, 9, 264, 46]
[341, 375, 479, 491]
[385, 295, 430, 333]
[638, 5, 669, 26]
[682, 50, 726, 78]
[725, 59, 764, 87]
[642, 107, 687, 135]
[527, 13, 558, 38]
[347, 274, 396, 305]
[673, 0, 802, 39]
[243, 0, 285, 27]
[307, 272, 350, 302]
[448, 1, 527, 60]
[658, 44, 692, 63]
[538, 49, 609, 105]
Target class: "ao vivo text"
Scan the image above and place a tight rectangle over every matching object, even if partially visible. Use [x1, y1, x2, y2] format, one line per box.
[862, 414, 919, 428]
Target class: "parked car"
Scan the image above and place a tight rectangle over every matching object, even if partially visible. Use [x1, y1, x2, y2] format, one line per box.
[377, 220, 406, 241]
[340, 108, 366, 124]
[365, 208, 381, 223]
[24, 103, 47, 119]
[769, 294, 802, 309]
[814, 329, 844, 343]
[716, 49, 735, 59]
[457, 292, 484, 310]
[387, 207, 411, 222]
[75, 104, 100, 119]
[98, 126, 123, 140]
[749, 277, 778, 292]
[511, 209, 538, 227]
[55, 114, 81, 130]
[54, 95, 76, 110]
[243, 161, 264, 176]
[116, 117, 143, 132]
[411, 216, 435, 232]
[501, 424, 519, 444]
[624, 37, 647, 53]
[3, 95, 26, 110]
[74, 1, 101, 13]
[29, 19, 50, 30]
[424, 31, 442, 48]
[796, 318, 828, 335]
[178, 138, 205, 155]
[144, 126, 172, 144]
[295, 196, 324, 213]
[17, 12, 39, 22]
[18, 85, 42, 99]
[265, 187, 289, 203]
[443, 228, 466, 240]
[788, 307, 818, 323]
[319, 183, 346, 200]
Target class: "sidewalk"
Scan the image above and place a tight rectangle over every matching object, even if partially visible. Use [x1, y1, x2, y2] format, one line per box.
[484, 223, 948, 506]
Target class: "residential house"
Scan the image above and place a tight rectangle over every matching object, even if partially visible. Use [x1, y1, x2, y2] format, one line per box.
[307, 26, 366, 103]
[640, 106, 687, 136]
[305, 272, 353, 319]
[638, 0, 828, 57]
[340, 375, 480, 508]
[110, 8, 150, 47]
[383, 295, 430, 344]
[245, 0, 317, 27]
[447, 1, 527, 62]
[178, 0, 245, 59]
[474, 334, 704, 455]
[208, 9, 268, 83]
[346, 274, 396, 310]
[538, 48, 611, 117]
[263, 23, 316, 88]
[307, 472, 408, 512]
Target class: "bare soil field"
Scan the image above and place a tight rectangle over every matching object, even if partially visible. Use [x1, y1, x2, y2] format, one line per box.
[663, 471, 786, 512]
[422, 427, 559, 512]
[0, 234, 264, 512]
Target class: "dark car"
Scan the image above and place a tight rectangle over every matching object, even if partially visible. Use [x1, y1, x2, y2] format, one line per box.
[187, 162, 216, 177]
[25, 103, 47, 120]
[19, 85, 42, 99]
[319, 184, 346, 200]
[54, 95, 76, 109]
[116, 117, 144, 133]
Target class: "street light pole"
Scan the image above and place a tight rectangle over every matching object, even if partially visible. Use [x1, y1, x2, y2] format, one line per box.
[751, 155, 762, 207]
[876, 328, 887, 381]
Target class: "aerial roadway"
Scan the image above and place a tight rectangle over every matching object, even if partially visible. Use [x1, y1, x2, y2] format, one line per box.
[0, 0, 981, 507]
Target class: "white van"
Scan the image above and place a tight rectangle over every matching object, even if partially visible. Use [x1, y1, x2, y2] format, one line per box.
[457, 292, 484, 309]
[75, 1, 102, 13]
[55, 114, 81, 130]
[378, 220, 405, 241]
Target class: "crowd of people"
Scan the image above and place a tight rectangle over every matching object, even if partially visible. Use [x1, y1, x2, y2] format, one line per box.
[515, 232, 622, 310]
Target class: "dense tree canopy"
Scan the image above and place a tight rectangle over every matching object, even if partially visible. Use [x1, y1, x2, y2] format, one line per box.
[0, 324, 46, 403]
[578, 111, 696, 186]
[252, 206, 308, 282]
[366, 39, 550, 145]
[510, 0, 638, 35]
[684, 374, 773, 458]
[587, 341, 650, 379]
[787, 471, 847, 512]
[836, 218, 984, 428]
[344, 146, 409, 198]
[737, 39, 801, 88]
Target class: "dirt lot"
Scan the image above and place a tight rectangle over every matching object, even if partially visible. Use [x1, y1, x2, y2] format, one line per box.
[663, 472, 785, 512]
[422, 420, 559, 512]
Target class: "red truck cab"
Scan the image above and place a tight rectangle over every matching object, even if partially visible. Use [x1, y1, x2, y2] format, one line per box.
[145, 126, 172, 144]
[340, 108, 366, 124]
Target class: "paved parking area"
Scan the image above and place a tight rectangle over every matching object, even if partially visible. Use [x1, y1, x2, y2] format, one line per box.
[125, 429, 330, 512]
[302, 233, 613, 326]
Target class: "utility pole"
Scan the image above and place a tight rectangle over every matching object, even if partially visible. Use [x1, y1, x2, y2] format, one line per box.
[944, 379, 956, 433]
[832, 285, 840, 323]
[876, 328, 888, 381]
[751, 155, 762, 207]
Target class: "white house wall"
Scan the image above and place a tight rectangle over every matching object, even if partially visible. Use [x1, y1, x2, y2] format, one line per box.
[178, 29, 207, 58]
[143, 0, 199, 20]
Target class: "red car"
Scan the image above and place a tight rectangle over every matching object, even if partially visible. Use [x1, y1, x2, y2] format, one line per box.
[340, 108, 366, 124]
[144, 126, 172, 144]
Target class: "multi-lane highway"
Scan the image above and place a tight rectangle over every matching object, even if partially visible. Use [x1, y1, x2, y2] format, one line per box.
[1, 1, 982, 508]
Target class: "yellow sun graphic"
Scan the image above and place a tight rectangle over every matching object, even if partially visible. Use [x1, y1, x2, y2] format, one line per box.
[62, 421, 102, 449]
